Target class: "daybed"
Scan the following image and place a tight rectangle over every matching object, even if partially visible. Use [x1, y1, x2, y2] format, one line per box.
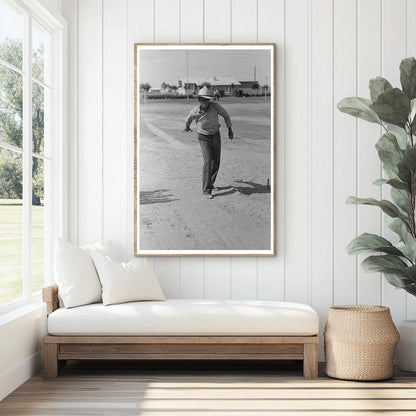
[42, 285, 320, 379]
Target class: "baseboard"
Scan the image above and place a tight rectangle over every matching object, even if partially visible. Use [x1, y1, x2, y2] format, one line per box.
[0, 351, 42, 401]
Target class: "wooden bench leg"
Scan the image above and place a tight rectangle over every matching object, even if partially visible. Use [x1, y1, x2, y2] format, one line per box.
[44, 343, 59, 379]
[303, 343, 318, 379]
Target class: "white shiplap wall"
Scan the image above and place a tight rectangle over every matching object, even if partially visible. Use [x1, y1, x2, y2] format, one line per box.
[61, 0, 416, 356]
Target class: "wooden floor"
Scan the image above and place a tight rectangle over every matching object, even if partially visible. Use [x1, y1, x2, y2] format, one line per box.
[1, 360, 416, 415]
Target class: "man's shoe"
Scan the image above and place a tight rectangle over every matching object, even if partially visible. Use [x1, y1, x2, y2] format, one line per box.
[205, 194, 213, 199]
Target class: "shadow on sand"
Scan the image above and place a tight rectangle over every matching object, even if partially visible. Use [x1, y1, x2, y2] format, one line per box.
[140, 189, 178, 205]
[214, 181, 271, 197]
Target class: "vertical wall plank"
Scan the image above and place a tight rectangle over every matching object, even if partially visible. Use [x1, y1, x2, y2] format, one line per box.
[154, 258, 181, 298]
[180, 258, 204, 298]
[103, 0, 128, 260]
[310, 0, 333, 359]
[155, 0, 180, 43]
[257, 0, 285, 301]
[284, 0, 309, 304]
[407, 0, 416, 319]
[61, 0, 77, 245]
[231, 258, 258, 299]
[204, 258, 231, 298]
[229, 0, 258, 300]
[381, 0, 407, 323]
[203, 0, 232, 299]
[77, 0, 103, 245]
[179, 0, 205, 297]
[204, 0, 231, 42]
[356, 0, 382, 305]
[127, 0, 154, 262]
[180, 0, 203, 43]
[230, 0, 257, 42]
[152, 0, 181, 297]
[333, 0, 357, 305]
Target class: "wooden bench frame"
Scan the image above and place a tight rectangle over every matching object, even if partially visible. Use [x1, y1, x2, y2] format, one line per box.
[43, 285, 319, 379]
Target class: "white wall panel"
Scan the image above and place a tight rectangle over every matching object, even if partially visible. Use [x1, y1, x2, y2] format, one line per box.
[154, 257, 181, 298]
[61, 0, 77, 244]
[356, 0, 382, 306]
[406, 0, 416, 319]
[333, 0, 357, 305]
[230, 0, 257, 42]
[310, 0, 333, 359]
[381, 0, 407, 323]
[155, 0, 180, 43]
[180, 257, 204, 298]
[257, 0, 285, 302]
[77, 0, 103, 245]
[178, 2, 205, 298]
[103, 0, 128, 260]
[204, 0, 231, 43]
[127, 0, 154, 261]
[152, 0, 181, 294]
[204, 258, 231, 299]
[62, 0, 415, 357]
[228, 0, 258, 300]
[202, 0, 232, 298]
[284, 0, 309, 304]
[180, 0, 203, 43]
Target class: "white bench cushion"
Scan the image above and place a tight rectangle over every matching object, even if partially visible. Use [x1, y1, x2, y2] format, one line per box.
[48, 299, 319, 336]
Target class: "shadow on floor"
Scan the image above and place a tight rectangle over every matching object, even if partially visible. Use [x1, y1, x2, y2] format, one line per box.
[214, 181, 271, 198]
[140, 189, 178, 205]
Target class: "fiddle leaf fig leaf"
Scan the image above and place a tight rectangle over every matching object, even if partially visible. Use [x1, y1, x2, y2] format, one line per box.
[395, 130, 410, 150]
[369, 77, 393, 102]
[337, 97, 382, 125]
[373, 178, 388, 186]
[389, 217, 410, 241]
[383, 271, 412, 288]
[387, 179, 410, 191]
[400, 57, 416, 100]
[347, 233, 404, 256]
[362, 254, 408, 272]
[346, 196, 406, 219]
[391, 187, 409, 213]
[370, 88, 410, 128]
[397, 240, 416, 264]
[403, 146, 416, 172]
[375, 132, 404, 173]
[398, 161, 412, 185]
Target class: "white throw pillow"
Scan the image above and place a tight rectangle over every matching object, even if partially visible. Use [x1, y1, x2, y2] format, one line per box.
[54, 239, 114, 308]
[81, 240, 115, 259]
[90, 252, 165, 306]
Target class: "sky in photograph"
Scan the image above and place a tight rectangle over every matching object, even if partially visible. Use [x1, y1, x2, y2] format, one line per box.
[139, 49, 272, 89]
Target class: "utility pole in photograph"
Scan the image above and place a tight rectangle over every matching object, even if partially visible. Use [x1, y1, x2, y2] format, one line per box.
[265, 74, 268, 101]
[186, 50, 189, 100]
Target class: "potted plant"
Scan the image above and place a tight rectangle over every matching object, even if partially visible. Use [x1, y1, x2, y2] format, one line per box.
[338, 57, 416, 371]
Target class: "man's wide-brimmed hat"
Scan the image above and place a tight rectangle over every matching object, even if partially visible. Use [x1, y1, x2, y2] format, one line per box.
[198, 86, 213, 100]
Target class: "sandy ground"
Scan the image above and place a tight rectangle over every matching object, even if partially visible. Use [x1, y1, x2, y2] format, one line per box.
[138, 97, 273, 251]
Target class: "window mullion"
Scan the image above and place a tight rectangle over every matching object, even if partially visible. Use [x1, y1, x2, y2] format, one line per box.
[22, 10, 32, 298]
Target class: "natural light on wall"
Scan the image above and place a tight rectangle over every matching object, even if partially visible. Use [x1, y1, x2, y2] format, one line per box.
[0, 0, 53, 308]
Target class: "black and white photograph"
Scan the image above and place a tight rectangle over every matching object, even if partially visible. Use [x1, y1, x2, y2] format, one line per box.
[134, 44, 275, 256]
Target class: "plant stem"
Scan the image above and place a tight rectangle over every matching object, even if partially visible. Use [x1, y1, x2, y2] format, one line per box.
[409, 124, 416, 238]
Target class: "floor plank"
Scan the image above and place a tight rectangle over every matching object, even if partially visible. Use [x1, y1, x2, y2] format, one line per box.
[1, 361, 416, 415]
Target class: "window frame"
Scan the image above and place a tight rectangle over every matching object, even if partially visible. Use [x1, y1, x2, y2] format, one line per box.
[0, 0, 67, 315]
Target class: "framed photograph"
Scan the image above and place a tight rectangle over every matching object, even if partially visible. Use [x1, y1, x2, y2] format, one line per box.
[134, 44, 275, 256]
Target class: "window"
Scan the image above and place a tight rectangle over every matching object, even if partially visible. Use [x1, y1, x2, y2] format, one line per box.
[0, 0, 65, 312]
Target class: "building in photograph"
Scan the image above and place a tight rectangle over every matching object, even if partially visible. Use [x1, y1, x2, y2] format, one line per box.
[179, 76, 241, 96]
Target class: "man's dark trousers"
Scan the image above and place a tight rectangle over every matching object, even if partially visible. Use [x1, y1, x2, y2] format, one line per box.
[198, 131, 221, 194]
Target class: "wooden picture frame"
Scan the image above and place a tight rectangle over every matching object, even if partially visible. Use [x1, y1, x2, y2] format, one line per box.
[134, 44, 276, 256]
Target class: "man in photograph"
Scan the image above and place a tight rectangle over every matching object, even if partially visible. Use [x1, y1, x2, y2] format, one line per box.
[184, 86, 234, 199]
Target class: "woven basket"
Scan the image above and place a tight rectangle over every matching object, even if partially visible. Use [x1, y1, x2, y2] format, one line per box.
[324, 305, 399, 381]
